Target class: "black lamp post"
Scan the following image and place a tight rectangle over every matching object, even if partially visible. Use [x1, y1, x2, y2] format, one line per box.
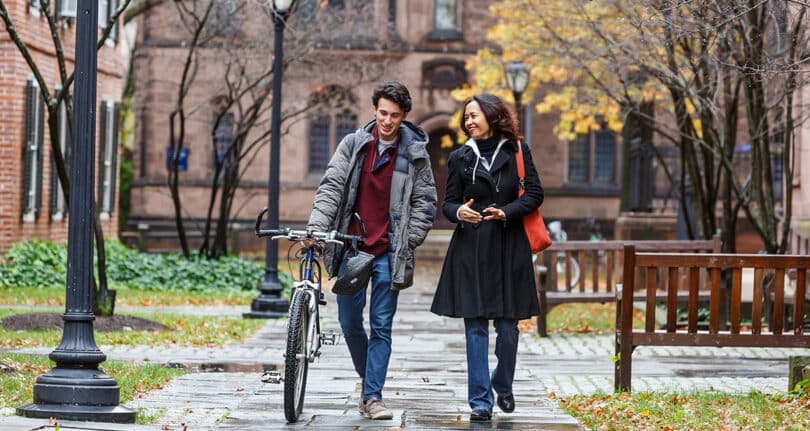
[245, 0, 296, 319]
[17, 0, 134, 422]
[504, 61, 530, 138]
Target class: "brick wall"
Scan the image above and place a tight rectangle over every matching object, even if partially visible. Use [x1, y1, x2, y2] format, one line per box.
[0, 1, 125, 253]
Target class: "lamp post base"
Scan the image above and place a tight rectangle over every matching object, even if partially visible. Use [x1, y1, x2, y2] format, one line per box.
[17, 404, 136, 423]
[17, 368, 135, 423]
[244, 279, 289, 319]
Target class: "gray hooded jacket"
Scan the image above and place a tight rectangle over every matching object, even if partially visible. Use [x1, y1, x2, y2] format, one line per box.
[307, 120, 437, 290]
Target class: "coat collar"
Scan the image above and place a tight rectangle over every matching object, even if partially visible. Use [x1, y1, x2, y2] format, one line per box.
[464, 137, 516, 175]
[356, 120, 430, 163]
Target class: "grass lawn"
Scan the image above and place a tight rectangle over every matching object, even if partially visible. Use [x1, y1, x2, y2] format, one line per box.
[519, 302, 646, 335]
[0, 353, 185, 424]
[559, 391, 810, 431]
[0, 285, 256, 307]
[0, 308, 267, 348]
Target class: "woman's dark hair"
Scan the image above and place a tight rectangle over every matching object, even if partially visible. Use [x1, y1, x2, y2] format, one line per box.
[460, 93, 519, 142]
[372, 81, 412, 113]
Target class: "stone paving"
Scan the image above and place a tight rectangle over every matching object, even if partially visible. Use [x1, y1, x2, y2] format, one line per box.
[2, 261, 810, 430]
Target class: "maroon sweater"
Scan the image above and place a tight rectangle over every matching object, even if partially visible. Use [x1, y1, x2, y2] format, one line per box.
[348, 134, 398, 257]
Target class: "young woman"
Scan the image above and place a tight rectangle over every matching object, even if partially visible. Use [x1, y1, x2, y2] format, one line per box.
[431, 93, 543, 422]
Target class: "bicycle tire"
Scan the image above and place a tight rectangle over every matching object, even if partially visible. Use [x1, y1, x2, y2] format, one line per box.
[284, 290, 311, 422]
[556, 255, 581, 291]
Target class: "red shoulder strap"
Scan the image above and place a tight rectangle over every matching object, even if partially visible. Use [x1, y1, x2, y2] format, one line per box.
[516, 140, 526, 195]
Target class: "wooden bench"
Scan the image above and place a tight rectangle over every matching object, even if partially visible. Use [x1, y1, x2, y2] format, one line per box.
[534, 236, 721, 336]
[615, 246, 810, 392]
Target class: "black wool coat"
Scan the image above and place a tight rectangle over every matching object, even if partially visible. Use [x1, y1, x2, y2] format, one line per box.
[431, 138, 543, 320]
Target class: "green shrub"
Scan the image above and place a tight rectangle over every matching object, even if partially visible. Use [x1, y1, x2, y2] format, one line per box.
[0, 240, 67, 288]
[0, 240, 292, 293]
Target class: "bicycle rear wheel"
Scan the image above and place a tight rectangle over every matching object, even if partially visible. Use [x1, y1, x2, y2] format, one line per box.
[284, 290, 311, 422]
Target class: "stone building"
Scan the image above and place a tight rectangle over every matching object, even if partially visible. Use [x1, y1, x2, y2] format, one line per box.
[0, 0, 124, 253]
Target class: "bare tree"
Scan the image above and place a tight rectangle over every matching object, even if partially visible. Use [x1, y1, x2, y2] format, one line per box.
[157, 0, 386, 258]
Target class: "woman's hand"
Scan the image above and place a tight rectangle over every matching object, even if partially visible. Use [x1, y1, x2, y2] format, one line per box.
[483, 206, 506, 221]
[457, 199, 483, 223]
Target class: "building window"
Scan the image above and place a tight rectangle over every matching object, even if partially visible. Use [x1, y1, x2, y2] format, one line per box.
[98, 0, 119, 42]
[98, 99, 120, 220]
[567, 126, 617, 185]
[56, 0, 78, 19]
[22, 79, 45, 222]
[594, 128, 616, 182]
[308, 113, 331, 173]
[50, 89, 71, 221]
[435, 0, 458, 30]
[568, 134, 589, 183]
[213, 0, 239, 38]
[308, 86, 357, 173]
[429, 0, 462, 41]
[308, 109, 357, 173]
[214, 112, 235, 168]
[28, 0, 41, 16]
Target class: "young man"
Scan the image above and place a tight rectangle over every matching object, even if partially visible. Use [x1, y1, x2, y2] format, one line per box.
[307, 81, 437, 420]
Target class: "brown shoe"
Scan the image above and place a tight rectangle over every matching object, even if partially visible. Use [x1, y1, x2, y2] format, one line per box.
[364, 398, 393, 420]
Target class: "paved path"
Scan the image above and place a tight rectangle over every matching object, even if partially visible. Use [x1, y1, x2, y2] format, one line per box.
[3, 261, 809, 430]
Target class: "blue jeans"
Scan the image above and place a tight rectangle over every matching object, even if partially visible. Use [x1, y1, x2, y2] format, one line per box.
[464, 317, 518, 412]
[337, 254, 399, 402]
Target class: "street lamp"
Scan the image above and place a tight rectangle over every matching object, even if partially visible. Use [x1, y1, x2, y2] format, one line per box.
[504, 61, 530, 137]
[245, 0, 297, 318]
[17, 0, 134, 422]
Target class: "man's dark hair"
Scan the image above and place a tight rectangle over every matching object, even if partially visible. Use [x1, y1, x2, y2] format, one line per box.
[372, 81, 412, 113]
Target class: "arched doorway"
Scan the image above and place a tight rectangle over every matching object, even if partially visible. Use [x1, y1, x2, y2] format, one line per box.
[428, 126, 463, 229]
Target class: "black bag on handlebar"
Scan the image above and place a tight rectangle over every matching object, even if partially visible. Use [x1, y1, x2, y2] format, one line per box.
[332, 250, 374, 295]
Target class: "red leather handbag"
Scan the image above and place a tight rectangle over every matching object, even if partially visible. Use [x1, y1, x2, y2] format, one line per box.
[516, 141, 552, 253]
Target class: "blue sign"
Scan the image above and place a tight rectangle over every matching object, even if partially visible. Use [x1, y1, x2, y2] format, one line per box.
[166, 147, 189, 171]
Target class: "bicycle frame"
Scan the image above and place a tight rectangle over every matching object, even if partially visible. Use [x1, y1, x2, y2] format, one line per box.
[292, 247, 322, 363]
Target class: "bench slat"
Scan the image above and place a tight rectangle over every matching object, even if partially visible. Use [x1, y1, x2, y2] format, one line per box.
[753, 268, 764, 335]
[646, 267, 656, 333]
[667, 267, 678, 332]
[710, 267, 721, 334]
[631, 332, 810, 348]
[635, 253, 810, 268]
[796, 270, 807, 336]
[688, 267, 699, 333]
[774, 268, 785, 335]
[731, 268, 742, 334]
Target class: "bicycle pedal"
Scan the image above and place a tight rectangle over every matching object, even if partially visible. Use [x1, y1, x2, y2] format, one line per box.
[318, 292, 327, 306]
[260, 370, 282, 384]
[320, 330, 341, 345]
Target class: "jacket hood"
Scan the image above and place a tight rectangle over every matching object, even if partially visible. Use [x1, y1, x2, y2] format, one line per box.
[358, 120, 430, 161]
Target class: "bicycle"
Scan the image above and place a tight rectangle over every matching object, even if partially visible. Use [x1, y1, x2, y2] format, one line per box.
[254, 208, 364, 423]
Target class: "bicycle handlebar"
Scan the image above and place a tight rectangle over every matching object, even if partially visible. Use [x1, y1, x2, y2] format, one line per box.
[254, 207, 364, 243]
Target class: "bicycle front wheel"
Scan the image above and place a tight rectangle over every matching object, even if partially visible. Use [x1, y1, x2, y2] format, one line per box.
[284, 290, 311, 422]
